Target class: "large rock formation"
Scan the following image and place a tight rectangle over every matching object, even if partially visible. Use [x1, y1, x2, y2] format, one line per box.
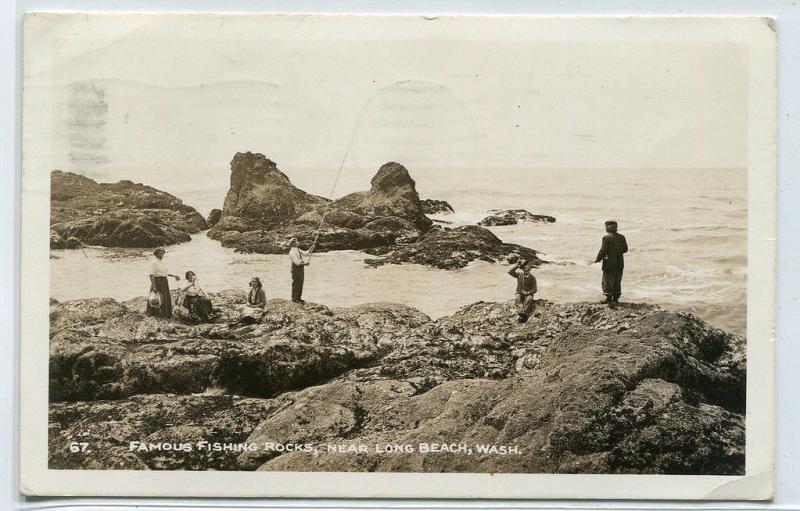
[325, 162, 433, 231]
[212, 152, 328, 233]
[208, 154, 429, 254]
[49, 291, 745, 475]
[50, 170, 208, 249]
[207, 153, 544, 270]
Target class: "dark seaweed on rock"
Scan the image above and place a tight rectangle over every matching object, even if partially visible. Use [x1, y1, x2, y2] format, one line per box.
[49, 291, 745, 475]
[50, 170, 208, 249]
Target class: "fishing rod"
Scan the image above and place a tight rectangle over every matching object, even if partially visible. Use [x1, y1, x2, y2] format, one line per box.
[307, 127, 358, 262]
[305, 84, 389, 262]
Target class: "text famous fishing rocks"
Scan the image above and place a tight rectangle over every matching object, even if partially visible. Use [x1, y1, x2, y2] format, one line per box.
[125, 441, 522, 455]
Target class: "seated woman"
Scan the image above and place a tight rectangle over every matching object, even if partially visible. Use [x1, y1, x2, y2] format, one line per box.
[239, 277, 267, 324]
[180, 271, 214, 322]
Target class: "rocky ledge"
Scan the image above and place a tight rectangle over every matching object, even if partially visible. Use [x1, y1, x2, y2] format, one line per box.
[206, 152, 542, 270]
[364, 225, 542, 269]
[50, 170, 208, 249]
[49, 291, 744, 474]
[420, 198, 455, 215]
[479, 209, 556, 226]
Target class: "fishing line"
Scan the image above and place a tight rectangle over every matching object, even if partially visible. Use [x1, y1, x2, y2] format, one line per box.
[308, 132, 357, 259]
[306, 91, 381, 261]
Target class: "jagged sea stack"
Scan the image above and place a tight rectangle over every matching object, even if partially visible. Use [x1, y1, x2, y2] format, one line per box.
[212, 152, 328, 233]
[208, 154, 433, 254]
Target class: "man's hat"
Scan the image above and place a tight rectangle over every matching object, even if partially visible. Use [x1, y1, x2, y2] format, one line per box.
[605, 220, 618, 226]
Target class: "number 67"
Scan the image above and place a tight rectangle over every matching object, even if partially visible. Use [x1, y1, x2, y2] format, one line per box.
[69, 442, 88, 453]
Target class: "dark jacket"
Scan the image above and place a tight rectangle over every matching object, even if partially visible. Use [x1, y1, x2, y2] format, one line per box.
[508, 268, 537, 294]
[248, 287, 267, 307]
[595, 233, 628, 272]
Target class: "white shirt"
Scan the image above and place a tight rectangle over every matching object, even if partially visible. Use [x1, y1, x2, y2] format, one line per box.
[184, 279, 204, 296]
[149, 257, 169, 277]
[289, 247, 308, 266]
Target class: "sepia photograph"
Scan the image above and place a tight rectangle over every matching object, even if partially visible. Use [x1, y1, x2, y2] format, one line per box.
[19, 13, 776, 499]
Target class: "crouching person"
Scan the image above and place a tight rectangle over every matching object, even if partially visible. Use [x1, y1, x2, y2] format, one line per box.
[508, 258, 537, 323]
[180, 271, 214, 322]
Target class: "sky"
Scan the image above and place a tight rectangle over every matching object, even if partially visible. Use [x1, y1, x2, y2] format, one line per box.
[24, 14, 749, 198]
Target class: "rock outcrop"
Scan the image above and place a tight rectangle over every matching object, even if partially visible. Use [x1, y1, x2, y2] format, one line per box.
[206, 209, 223, 228]
[212, 152, 328, 233]
[420, 199, 455, 215]
[50, 170, 208, 249]
[364, 225, 543, 269]
[49, 291, 745, 475]
[479, 209, 556, 226]
[207, 155, 429, 255]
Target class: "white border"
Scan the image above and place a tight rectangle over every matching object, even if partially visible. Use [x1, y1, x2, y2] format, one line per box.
[13, 9, 779, 505]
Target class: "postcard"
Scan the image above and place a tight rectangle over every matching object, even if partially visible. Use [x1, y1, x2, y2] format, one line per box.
[19, 13, 776, 499]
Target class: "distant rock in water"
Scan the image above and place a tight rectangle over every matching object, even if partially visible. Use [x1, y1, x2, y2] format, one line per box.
[364, 225, 542, 269]
[420, 198, 455, 215]
[208, 154, 433, 255]
[478, 209, 556, 226]
[329, 162, 433, 231]
[212, 152, 328, 233]
[48, 292, 745, 474]
[206, 208, 222, 228]
[50, 170, 208, 249]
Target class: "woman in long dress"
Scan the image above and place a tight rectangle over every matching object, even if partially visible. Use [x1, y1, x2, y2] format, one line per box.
[239, 277, 267, 324]
[146, 248, 180, 318]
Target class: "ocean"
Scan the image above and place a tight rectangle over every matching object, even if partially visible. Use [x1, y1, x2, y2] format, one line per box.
[50, 167, 747, 337]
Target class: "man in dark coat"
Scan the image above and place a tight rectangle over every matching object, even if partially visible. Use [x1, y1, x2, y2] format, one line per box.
[590, 220, 628, 304]
[508, 258, 537, 323]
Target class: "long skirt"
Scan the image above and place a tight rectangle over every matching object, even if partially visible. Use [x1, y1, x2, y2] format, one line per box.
[291, 264, 305, 301]
[146, 276, 172, 318]
[184, 294, 213, 322]
[602, 268, 624, 299]
[516, 292, 535, 316]
[239, 305, 264, 324]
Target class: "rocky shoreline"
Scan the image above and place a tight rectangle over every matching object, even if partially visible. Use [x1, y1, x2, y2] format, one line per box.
[49, 290, 745, 474]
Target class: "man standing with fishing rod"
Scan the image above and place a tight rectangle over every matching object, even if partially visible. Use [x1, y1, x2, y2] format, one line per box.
[288, 238, 315, 304]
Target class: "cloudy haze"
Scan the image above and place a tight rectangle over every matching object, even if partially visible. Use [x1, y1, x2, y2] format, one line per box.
[25, 14, 748, 198]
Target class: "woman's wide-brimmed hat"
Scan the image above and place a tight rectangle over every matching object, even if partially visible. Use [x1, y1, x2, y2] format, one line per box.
[153, 247, 166, 255]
